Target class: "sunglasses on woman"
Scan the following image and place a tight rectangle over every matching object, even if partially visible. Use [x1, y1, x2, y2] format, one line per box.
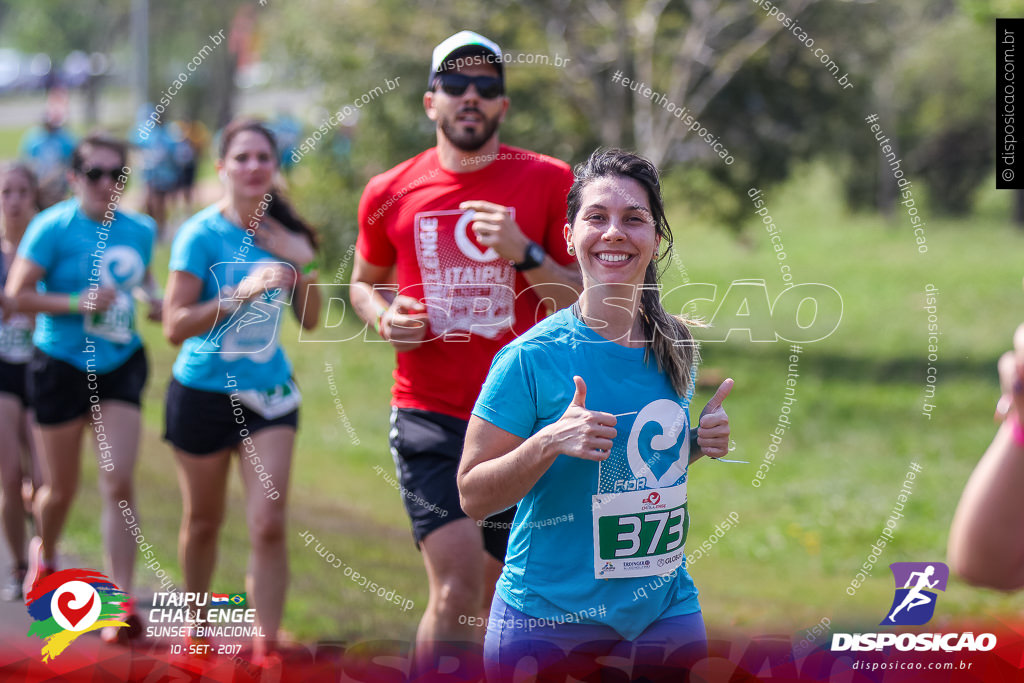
[77, 166, 123, 183]
[434, 73, 504, 99]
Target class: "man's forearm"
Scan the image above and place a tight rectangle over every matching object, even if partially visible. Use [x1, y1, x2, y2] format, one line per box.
[521, 258, 582, 311]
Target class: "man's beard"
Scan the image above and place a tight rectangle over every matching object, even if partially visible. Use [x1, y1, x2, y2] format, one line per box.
[440, 108, 501, 151]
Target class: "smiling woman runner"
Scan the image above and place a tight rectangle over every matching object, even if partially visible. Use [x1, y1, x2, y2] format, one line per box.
[162, 118, 321, 667]
[458, 149, 734, 681]
[4, 134, 162, 643]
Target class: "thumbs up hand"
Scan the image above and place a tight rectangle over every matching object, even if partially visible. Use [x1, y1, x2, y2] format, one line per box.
[538, 376, 617, 462]
[570, 375, 588, 409]
[697, 378, 733, 459]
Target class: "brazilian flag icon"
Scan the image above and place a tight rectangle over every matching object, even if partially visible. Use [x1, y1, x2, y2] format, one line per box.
[229, 593, 247, 607]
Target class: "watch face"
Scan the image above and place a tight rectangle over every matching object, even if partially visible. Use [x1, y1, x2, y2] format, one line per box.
[515, 242, 545, 270]
[527, 242, 544, 264]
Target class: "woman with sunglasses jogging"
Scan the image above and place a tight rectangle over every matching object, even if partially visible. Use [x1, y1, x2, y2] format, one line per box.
[459, 149, 733, 681]
[163, 118, 320, 665]
[4, 134, 162, 643]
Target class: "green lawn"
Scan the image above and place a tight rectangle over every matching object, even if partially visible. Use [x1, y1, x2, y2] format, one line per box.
[47, 162, 1024, 646]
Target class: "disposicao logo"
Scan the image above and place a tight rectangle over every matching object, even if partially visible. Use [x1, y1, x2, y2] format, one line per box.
[832, 562, 996, 653]
[883, 562, 947, 626]
[25, 569, 129, 661]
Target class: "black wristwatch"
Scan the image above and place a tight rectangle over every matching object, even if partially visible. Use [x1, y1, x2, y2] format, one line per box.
[513, 241, 545, 271]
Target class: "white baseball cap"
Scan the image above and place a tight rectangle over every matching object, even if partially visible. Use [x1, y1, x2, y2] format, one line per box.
[428, 30, 504, 87]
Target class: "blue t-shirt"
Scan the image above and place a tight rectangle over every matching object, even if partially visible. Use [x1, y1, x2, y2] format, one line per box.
[473, 307, 701, 640]
[169, 204, 294, 393]
[18, 199, 155, 373]
[135, 124, 180, 192]
[20, 127, 76, 180]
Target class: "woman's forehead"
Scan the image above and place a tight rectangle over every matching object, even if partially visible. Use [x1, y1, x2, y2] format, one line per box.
[580, 176, 649, 210]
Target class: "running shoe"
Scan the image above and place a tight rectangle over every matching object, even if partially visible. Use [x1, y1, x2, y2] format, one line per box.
[101, 597, 144, 645]
[1, 564, 26, 601]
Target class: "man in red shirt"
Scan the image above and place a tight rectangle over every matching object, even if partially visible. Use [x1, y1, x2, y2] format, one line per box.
[350, 30, 581, 662]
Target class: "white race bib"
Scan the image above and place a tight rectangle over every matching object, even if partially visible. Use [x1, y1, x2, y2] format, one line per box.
[592, 482, 688, 579]
[83, 291, 135, 345]
[235, 379, 301, 419]
[0, 314, 33, 363]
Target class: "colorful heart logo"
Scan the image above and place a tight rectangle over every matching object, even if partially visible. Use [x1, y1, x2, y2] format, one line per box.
[56, 591, 95, 629]
[50, 581, 102, 632]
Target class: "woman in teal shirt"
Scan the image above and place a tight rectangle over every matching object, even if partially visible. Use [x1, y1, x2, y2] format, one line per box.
[163, 119, 321, 665]
[459, 149, 733, 680]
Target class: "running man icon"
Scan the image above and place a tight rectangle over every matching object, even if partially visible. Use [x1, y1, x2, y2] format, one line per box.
[883, 562, 949, 626]
[887, 565, 937, 622]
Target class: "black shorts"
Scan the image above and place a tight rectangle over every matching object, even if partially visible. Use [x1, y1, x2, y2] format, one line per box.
[0, 358, 29, 406]
[164, 377, 299, 456]
[389, 407, 516, 562]
[27, 347, 148, 425]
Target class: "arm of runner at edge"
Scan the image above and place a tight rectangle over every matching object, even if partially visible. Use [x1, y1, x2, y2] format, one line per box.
[949, 323, 1024, 590]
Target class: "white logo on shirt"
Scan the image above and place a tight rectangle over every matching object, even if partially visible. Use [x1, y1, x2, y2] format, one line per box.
[626, 399, 689, 488]
[100, 245, 144, 290]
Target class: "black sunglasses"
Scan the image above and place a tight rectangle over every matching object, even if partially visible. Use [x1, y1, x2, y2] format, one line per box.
[435, 73, 504, 99]
[78, 166, 123, 183]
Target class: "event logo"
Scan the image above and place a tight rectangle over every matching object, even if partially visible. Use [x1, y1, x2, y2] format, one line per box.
[642, 492, 661, 506]
[25, 569, 129, 661]
[882, 562, 948, 626]
[454, 210, 498, 262]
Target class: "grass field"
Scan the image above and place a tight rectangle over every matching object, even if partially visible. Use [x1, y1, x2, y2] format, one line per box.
[11, 151, 1023, 647]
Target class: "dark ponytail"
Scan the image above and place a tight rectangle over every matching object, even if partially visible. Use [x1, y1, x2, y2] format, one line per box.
[566, 148, 699, 397]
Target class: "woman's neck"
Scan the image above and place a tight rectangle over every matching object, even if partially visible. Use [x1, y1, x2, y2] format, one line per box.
[578, 284, 645, 348]
[221, 195, 266, 231]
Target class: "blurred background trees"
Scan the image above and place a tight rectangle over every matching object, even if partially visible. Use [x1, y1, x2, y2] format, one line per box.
[0, 0, 1003, 260]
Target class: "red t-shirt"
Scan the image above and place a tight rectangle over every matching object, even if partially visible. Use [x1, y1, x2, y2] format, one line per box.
[356, 144, 575, 420]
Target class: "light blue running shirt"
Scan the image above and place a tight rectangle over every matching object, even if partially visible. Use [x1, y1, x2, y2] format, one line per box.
[18, 198, 155, 373]
[473, 307, 701, 640]
[169, 204, 294, 393]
